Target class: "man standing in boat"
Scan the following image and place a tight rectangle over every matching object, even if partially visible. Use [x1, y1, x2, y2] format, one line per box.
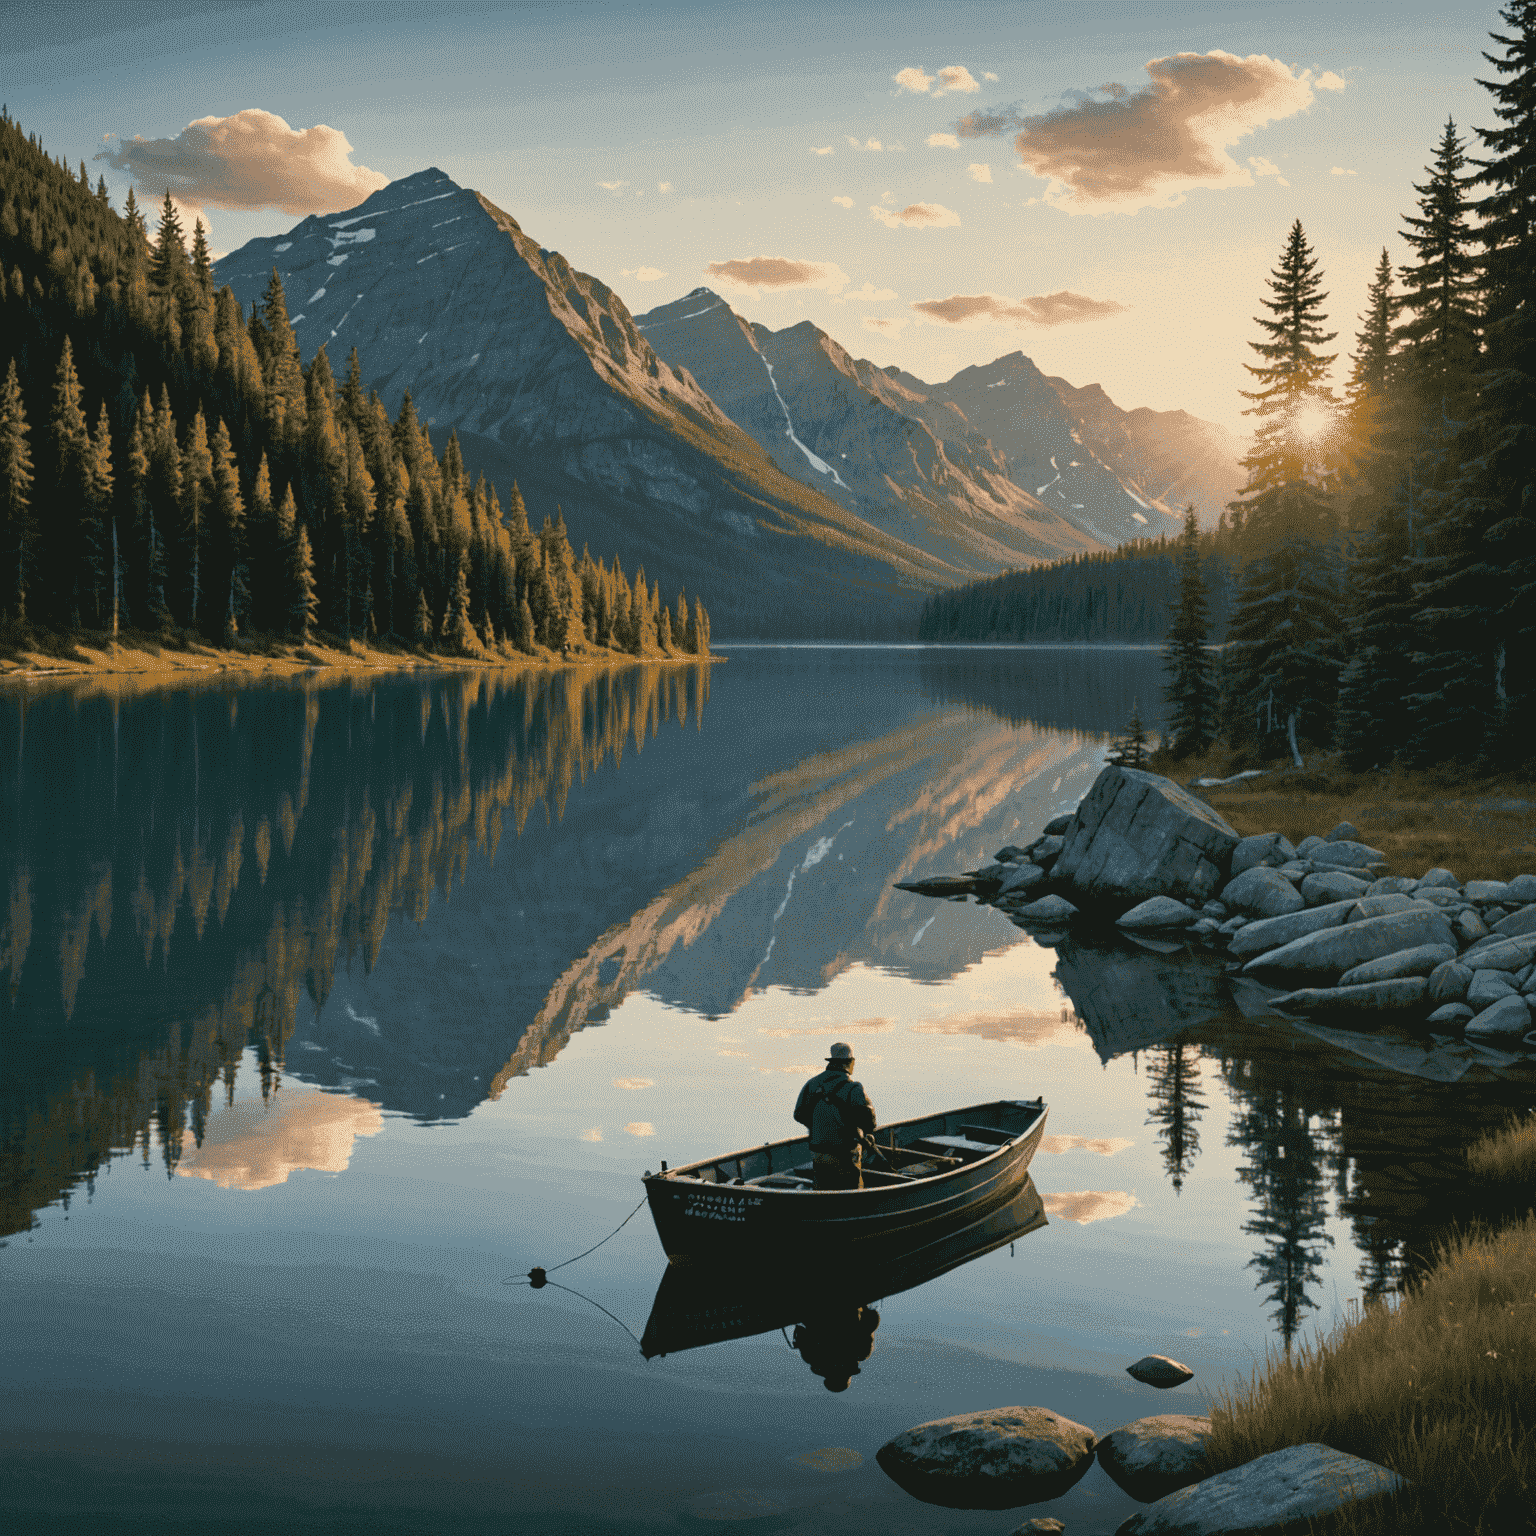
[794, 1043, 876, 1190]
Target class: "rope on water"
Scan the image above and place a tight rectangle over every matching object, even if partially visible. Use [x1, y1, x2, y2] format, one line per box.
[505, 1193, 649, 1289]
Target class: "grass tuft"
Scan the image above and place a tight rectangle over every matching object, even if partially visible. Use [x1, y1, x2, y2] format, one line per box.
[1467, 1112, 1536, 1196]
[1204, 1217, 1536, 1534]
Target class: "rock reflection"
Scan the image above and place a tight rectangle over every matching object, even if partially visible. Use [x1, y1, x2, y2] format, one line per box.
[640, 1177, 1049, 1380]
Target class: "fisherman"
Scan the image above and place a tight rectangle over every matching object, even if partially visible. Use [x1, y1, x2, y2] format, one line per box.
[793, 1043, 876, 1190]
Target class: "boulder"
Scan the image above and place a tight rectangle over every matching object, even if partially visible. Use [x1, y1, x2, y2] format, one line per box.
[1301, 870, 1370, 907]
[1454, 909, 1491, 945]
[1227, 900, 1357, 959]
[1221, 866, 1305, 919]
[1274, 862, 1310, 882]
[995, 845, 1030, 863]
[1464, 879, 1511, 904]
[1118, 896, 1200, 930]
[1493, 904, 1536, 940]
[1464, 933, 1536, 972]
[1295, 835, 1325, 857]
[1467, 970, 1519, 1010]
[1243, 908, 1457, 983]
[1428, 1002, 1474, 1027]
[1230, 833, 1296, 876]
[1113, 1443, 1407, 1536]
[1033, 834, 1067, 868]
[1042, 813, 1076, 837]
[1199, 901, 1228, 918]
[1270, 978, 1428, 1017]
[1427, 959, 1473, 1003]
[1504, 873, 1536, 904]
[1347, 892, 1417, 922]
[1419, 866, 1461, 889]
[1366, 876, 1419, 896]
[1096, 1417, 1211, 1504]
[1465, 994, 1534, 1043]
[1412, 885, 1469, 908]
[998, 862, 1048, 897]
[1012, 895, 1080, 925]
[896, 874, 979, 897]
[1325, 820, 1361, 842]
[1125, 1355, 1193, 1388]
[1310, 840, 1387, 871]
[1338, 943, 1457, 985]
[875, 1407, 1096, 1509]
[1053, 767, 1241, 904]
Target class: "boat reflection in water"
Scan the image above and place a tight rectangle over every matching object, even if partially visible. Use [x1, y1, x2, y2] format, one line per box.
[640, 1176, 1048, 1389]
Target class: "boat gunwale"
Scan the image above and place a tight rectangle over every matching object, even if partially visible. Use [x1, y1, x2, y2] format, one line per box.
[647, 1096, 1046, 1199]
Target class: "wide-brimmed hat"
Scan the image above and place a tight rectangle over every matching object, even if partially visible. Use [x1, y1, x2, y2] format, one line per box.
[826, 1042, 854, 1061]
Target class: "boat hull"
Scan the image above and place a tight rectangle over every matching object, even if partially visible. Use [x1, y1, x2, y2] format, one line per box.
[642, 1098, 1046, 1260]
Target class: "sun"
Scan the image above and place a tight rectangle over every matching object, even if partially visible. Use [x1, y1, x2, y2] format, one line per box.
[1292, 404, 1334, 441]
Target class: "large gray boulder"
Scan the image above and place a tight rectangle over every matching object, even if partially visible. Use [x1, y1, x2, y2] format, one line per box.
[1464, 879, 1511, 904]
[1096, 1416, 1211, 1503]
[1301, 870, 1370, 907]
[1114, 1443, 1407, 1536]
[1226, 900, 1356, 959]
[1419, 866, 1461, 889]
[1493, 904, 1536, 940]
[1221, 866, 1305, 918]
[1011, 894, 1080, 925]
[998, 862, 1048, 897]
[1347, 892, 1417, 922]
[1054, 767, 1240, 904]
[1325, 820, 1361, 842]
[1467, 970, 1519, 1010]
[1243, 908, 1456, 982]
[1230, 832, 1296, 876]
[1504, 873, 1536, 903]
[876, 1407, 1096, 1509]
[1337, 943, 1456, 985]
[1118, 896, 1200, 930]
[1465, 994, 1534, 1043]
[1427, 959, 1473, 1003]
[1463, 932, 1536, 972]
[1270, 978, 1428, 1016]
[1366, 876, 1420, 896]
[1310, 840, 1387, 871]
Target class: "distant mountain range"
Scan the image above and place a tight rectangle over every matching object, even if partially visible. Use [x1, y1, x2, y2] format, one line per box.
[216, 170, 1243, 635]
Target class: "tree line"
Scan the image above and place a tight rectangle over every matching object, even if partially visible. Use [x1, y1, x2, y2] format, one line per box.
[916, 535, 1236, 645]
[0, 111, 710, 658]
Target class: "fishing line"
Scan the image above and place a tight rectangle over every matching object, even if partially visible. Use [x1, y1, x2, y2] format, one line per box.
[504, 1275, 644, 1349]
[506, 1194, 649, 1288]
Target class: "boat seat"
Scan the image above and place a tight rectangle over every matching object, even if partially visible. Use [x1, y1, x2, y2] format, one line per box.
[957, 1124, 1015, 1146]
[745, 1173, 813, 1189]
[910, 1134, 1001, 1159]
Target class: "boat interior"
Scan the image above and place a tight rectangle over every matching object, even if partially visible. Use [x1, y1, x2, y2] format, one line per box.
[656, 1098, 1045, 1192]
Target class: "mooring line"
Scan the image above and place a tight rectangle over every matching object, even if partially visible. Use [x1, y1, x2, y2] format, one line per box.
[505, 1194, 649, 1289]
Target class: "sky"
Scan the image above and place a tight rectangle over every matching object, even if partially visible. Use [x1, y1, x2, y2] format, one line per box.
[3, 0, 1507, 434]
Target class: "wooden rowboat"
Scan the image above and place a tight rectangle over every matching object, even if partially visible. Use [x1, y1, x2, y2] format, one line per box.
[642, 1096, 1047, 1259]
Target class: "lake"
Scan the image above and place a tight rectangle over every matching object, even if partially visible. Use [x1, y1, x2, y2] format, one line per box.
[3, 646, 1532, 1535]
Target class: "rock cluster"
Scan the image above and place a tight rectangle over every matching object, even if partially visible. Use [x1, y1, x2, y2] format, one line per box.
[899, 765, 1536, 1051]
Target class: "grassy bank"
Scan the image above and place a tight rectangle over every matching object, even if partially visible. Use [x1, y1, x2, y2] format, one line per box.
[1152, 745, 1536, 884]
[0, 625, 713, 685]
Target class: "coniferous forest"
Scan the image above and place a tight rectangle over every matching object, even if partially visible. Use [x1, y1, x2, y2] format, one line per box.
[924, 4, 1536, 776]
[0, 113, 710, 661]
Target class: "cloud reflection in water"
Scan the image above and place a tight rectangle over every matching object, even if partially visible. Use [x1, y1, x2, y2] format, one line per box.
[176, 1087, 384, 1191]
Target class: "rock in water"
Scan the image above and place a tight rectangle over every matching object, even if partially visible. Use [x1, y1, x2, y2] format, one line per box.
[1465, 994, 1534, 1043]
[1226, 900, 1357, 959]
[1337, 943, 1457, 985]
[875, 1407, 1096, 1509]
[998, 863, 1049, 897]
[1126, 1355, 1194, 1388]
[1242, 909, 1457, 983]
[1113, 1442, 1407, 1535]
[1055, 768, 1240, 904]
[1012, 895, 1080, 925]
[1269, 978, 1428, 1016]
[1117, 896, 1199, 930]
[895, 875, 978, 897]
[1221, 866, 1305, 918]
[1096, 1417, 1211, 1503]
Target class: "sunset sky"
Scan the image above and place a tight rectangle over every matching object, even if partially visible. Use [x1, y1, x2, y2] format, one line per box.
[5, 0, 1503, 433]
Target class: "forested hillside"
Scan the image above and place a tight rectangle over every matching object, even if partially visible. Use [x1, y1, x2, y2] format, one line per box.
[917, 533, 1235, 644]
[0, 113, 709, 659]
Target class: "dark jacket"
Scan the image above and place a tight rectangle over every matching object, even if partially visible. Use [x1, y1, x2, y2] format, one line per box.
[794, 1067, 876, 1152]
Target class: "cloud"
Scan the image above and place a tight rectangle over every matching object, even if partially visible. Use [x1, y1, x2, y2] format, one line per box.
[912, 289, 1128, 326]
[810, 145, 834, 155]
[967, 163, 993, 183]
[831, 194, 854, 207]
[848, 136, 885, 151]
[983, 71, 999, 83]
[870, 201, 960, 228]
[623, 1121, 656, 1137]
[613, 1077, 654, 1089]
[1315, 71, 1347, 91]
[956, 51, 1330, 212]
[96, 108, 386, 214]
[580, 1127, 603, 1142]
[1248, 155, 1291, 187]
[894, 63, 982, 97]
[928, 132, 960, 149]
[761, 1016, 893, 1037]
[704, 255, 850, 293]
[1042, 1189, 1140, 1224]
[1331, 165, 1358, 176]
[912, 1010, 1085, 1048]
[176, 1088, 384, 1191]
[623, 266, 667, 281]
[863, 316, 909, 335]
[1041, 1134, 1134, 1157]
[836, 281, 899, 303]
[657, 181, 673, 193]
[598, 179, 629, 192]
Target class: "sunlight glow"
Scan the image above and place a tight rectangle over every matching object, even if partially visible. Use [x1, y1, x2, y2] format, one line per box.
[1292, 404, 1333, 441]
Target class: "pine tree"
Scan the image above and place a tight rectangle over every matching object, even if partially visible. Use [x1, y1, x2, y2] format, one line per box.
[86, 401, 114, 630]
[206, 420, 245, 640]
[0, 358, 35, 622]
[692, 596, 710, 655]
[658, 604, 673, 652]
[174, 408, 213, 628]
[440, 554, 475, 652]
[1105, 699, 1150, 768]
[515, 594, 535, 653]
[245, 453, 276, 632]
[47, 337, 94, 628]
[288, 520, 318, 641]
[1145, 1043, 1205, 1195]
[253, 268, 306, 442]
[1162, 508, 1216, 756]
[1405, 2, 1536, 768]
[413, 587, 433, 647]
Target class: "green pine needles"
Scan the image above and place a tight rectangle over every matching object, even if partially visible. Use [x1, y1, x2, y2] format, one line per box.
[1162, 507, 1217, 757]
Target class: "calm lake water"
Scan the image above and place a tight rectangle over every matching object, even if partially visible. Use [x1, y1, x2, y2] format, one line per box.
[3, 646, 1533, 1535]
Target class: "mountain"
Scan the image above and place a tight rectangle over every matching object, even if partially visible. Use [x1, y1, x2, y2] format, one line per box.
[215, 171, 970, 637]
[633, 291, 1101, 570]
[637, 295, 1244, 549]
